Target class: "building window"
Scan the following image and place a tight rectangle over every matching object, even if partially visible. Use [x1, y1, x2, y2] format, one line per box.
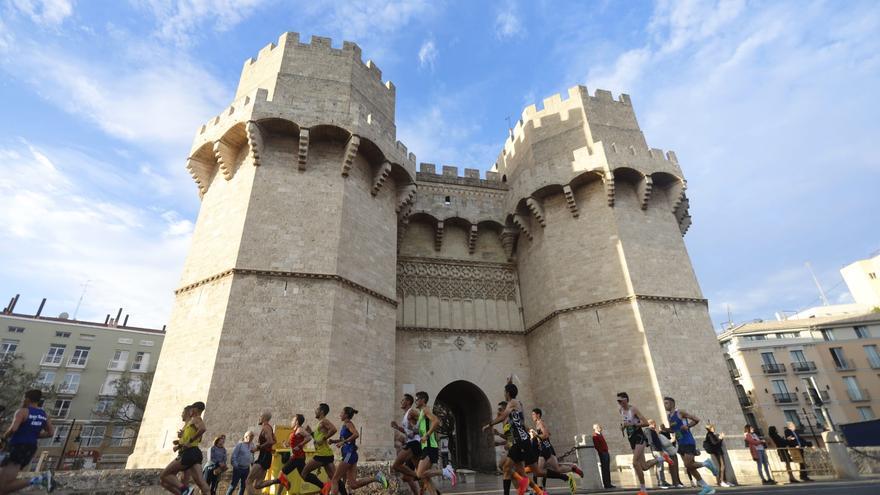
[101, 373, 121, 396]
[94, 398, 113, 414]
[52, 399, 71, 418]
[844, 376, 868, 401]
[54, 331, 71, 338]
[35, 370, 56, 391]
[58, 372, 81, 394]
[857, 407, 875, 421]
[444, 196, 451, 205]
[762, 352, 778, 365]
[80, 425, 106, 447]
[831, 347, 853, 370]
[110, 426, 136, 447]
[67, 346, 90, 367]
[108, 350, 129, 370]
[41, 344, 66, 366]
[131, 351, 150, 372]
[777, 332, 800, 339]
[869, 272, 877, 280]
[865, 345, 880, 369]
[745, 334, 767, 341]
[1, 339, 19, 359]
[855, 326, 870, 339]
[821, 329, 835, 341]
[7, 326, 25, 333]
[783, 409, 802, 428]
[790, 350, 807, 363]
[40, 424, 71, 447]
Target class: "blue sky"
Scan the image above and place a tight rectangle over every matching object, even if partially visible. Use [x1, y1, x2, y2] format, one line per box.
[0, 0, 878, 330]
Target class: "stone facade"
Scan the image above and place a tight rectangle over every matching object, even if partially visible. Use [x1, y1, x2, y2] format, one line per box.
[129, 32, 742, 469]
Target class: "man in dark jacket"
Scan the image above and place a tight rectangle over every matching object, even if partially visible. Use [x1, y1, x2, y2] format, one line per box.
[784, 422, 813, 482]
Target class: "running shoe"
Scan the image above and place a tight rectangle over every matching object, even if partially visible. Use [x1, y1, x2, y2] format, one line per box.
[636, 491, 648, 495]
[517, 475, 529, 495]
[321, 481, 332, 495]
[661, 452, 674, 465]
[698, 486, 716, 495]
[566, 473, 576, 495]
[673, 484, 685, 488]
[442, 465, 458, 487]
[180, 486, 194, 495]
[376, 471, 389, 489]
[279, 472, 291, 490]
[702, 458, 719, 477]
[43, 470, 57, 493]
[571, 464, 584, 478]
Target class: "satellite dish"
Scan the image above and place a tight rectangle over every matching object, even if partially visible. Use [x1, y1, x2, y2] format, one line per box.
[58, 312, 70, 319]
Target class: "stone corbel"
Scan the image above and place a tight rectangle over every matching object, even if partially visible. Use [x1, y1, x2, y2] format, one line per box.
[670, 179, 687, 212]
[213, 138, 239, 181]
[186, 156, 217, 197]
[396, 184, 417, 213]
[467, 225, 478, 254]
[500, 229, 518, 261]
[525, 198, 546, 227]
[637, 176, 653, 210]
[603, 170, 615, 206]
[371, 161, 392, 196]
[562, 185, 579, 217]
[245, 120, 264, 167]
[434, 221, 444, 251]
[297, 128, 310, 170]
[341, 134, 360, 177]
[512, 214, 532, 240]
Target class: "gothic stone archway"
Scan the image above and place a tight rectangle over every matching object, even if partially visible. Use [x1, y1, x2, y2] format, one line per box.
[434, 380, 495, 471]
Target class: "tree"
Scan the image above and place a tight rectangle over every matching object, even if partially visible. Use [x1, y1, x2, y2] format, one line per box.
[93, 371, 153, 425]
[0, 353, 41, 427]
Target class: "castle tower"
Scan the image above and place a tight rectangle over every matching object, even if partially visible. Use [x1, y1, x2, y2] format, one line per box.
[128, 33, 416, 467]
[495, 86, 742, 450]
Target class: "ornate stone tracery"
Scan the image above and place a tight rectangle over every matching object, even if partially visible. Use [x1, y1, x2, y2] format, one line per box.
[396, 258, 518, 301]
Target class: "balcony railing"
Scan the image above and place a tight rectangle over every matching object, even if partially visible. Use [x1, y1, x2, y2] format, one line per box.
[57, 383, 79, 395]
[848, 388, 871, 402]
[791, 361, 817, 373]
[107, 360, 127, 371]
[834, 358, 856, 371]
[803, 390, 830, 403]
[762, 363, 787, 374]
[738, 396, 752, 407]
[67, 356, 88, 368]
[773, 392, 799, 404]
[729, 368, 741, 379]
[869, 357, 880, 370]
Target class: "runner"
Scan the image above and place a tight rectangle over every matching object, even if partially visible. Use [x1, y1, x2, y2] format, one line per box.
[617, 392, 661, 495]
[390, 394, 422, 484]
[492, 401, 512, 495]
[414, 391, 456, 495]
[300, 403, 338, 495]
[160, 401, 211, 495]
[393, 431, 419, 495]
[246, 411, 276, 495]
[0, 389, 56, 494]
[483, 378, 545, 495]
[530, 408, 582, 494]
[663, 397, 718, 495]
[327, 407, 389, 494]
[256, 414, 308, 491]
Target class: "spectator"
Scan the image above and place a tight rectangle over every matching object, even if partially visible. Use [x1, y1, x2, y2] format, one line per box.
[767, 426, 797, 483]
[592, 424, 615, 489]
[703, 424, 732, 487]
[784, 422, 813, 482]
[227, 431, 254, 495]
[645, 420, 671, 489]
[204, 435, 228, 495]
[743, 425, 774, 485]
[658, 423, 683, 487]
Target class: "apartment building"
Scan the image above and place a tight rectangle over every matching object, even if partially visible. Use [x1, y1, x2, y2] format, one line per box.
[719, 312, 880, 445]
[1, 303, 164, 469]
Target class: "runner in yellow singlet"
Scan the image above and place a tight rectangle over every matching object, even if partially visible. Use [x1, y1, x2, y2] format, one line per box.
[301, 403, 338, 495]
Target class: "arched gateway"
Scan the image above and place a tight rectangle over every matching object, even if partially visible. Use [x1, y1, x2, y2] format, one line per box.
[434, 380, 495, 471]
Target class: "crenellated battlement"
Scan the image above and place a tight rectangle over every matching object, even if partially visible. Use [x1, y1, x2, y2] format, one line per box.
[416, 162, 505, 187]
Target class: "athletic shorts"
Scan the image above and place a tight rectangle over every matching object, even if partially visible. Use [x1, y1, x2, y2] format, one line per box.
[540, 444, 556, 460]
[314, 455, 335, 465]
[404, 440, 422, 459]
[342, 449, 359, 465]
[1, 443, 37, 468]
[627, 428, 647, 450]
[283, 457, 306, 475]
[508, 441, 538, 465]
[677, 443, 697, 456]
[254, 450, 272, 470]
[179, 446, 204, 469]
[422, 446, 439, 464]
[405, 459, 416, 470]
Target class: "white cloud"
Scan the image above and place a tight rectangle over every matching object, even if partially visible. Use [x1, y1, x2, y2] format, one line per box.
[0, 140, 192, 328]
[9, 0, 74, 26]
[135, 0, 270, 45]
[418, 39, 437, 69]
[495, 2, 523, 40]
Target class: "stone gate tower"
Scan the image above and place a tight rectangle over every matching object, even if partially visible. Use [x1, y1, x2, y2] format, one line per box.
[129, 33, 742, 468]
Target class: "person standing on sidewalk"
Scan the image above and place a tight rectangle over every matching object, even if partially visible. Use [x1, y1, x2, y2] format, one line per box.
[784, 422, 813, 482]
[646, 420, 672, 489]
[591, 424, 614, 489]
[703, 424, 732, 487]
[743, 426, 774, 485]
[226, 431, 254, 495]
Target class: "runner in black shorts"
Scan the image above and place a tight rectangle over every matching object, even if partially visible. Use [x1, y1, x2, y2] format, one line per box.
[245, 411, 276, 495]
[0, 389, 56, 493]
[256, 414, 310, 491]
[390, 394, 422, 483]
[301, 403, 338, 495]
[617, 392, 661, 495]
[530, 408, 582, 494]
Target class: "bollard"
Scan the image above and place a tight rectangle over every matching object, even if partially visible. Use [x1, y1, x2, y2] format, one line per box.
[574, 434, 604, 490]
[823, 430, 860, 479]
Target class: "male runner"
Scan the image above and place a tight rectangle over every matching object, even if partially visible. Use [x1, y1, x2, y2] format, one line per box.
[390, 394, 422, 484]
[258, 414, 308, 491]
[300, 403, 338, 495]
[0, 389, 56, 494]
[246, 411, 276, 495]
[161, 402, 210, 495]
[393, 431, 420, 495]
[483, 378, 545, 495]
[414, 391, 456, 495]
[530, 408, 581, 494]
[617, 392, 662, 495]
[663, 397, 718, 495]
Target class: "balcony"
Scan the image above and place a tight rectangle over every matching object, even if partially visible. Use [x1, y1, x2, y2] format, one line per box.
[762, 363, 787, 375]
[791, 361, 817, 373]
[57, 383, 79, 395]
[802, 390, 830, 403]
[848, 388, 871, 402]
[834, 359, 856, 371]
[738, 396, 753, 407]
[869, 357, 880, 370]
[773, 392, 799, 404]
[729, 368, 741, 379]
[66, 357, 88, 368]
